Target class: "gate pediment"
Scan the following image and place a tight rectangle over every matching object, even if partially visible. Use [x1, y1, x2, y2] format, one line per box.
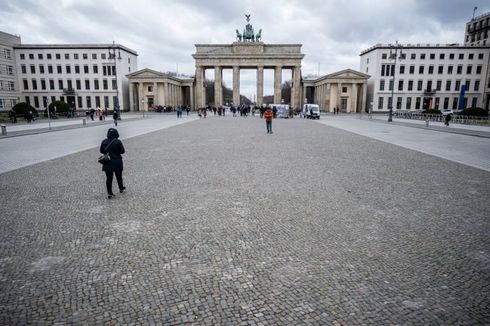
[232, 42, 264, 54]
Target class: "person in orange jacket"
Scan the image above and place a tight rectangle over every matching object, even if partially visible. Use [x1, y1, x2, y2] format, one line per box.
[264, 107, 273, 134]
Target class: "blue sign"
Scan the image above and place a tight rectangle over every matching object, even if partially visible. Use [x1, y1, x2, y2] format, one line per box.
[458, 85, 466, 110]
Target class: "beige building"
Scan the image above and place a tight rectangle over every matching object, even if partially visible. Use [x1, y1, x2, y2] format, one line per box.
[0, 31, 21, 110]
[465, 11, 490, 46]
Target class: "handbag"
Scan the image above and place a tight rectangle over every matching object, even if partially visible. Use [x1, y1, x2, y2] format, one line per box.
[98, 139, 116, 164]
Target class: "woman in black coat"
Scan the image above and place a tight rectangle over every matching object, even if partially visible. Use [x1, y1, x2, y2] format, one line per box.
[100, 128, 125, 199]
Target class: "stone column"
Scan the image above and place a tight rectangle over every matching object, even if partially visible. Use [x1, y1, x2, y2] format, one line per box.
[291, 66, 301, 110]
[303, 85, 307, 106]
[129, 82, 134, 111]
[153, 82, 157, 107]
[256, 66, 264, 107]
[361, 83, 367, 113]
[329, 83, 335, 112]
[189, 86, 194, 110]
[337, 82, 342, 110]
[161, 82, 166, 106]
[138, 82, 144, 111]
[274, 66, 282, 104]
[233, 66, 240, 106]
[352, 83, 358, 113]
[195, 66, 204, 109]
[214, 66, 222, 107]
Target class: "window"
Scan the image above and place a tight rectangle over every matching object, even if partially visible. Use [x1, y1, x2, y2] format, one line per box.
[445, 80, 451, 91]
[471, 97, 477, 108]
[428, 66, 434, 74]
[92, 53, 97, 60]
[448, 65, 453, 74]
[65, 53, 70, 60]
[379, 80, 385, 91]
[20, 53, 25, 60]
[417, 80, 423, 91]
[112, 66, 116, 75]
[30, 65, 36, 74]
[48, 65, 53, 74]
[438, 65, 443, 74]
[381, 65, 385, 76]
[38, 53, 43, 60]
[39, 65, 45, 74]
[449, 53, 454, 59]
[85, 79, 90, 90]
[66, 79, 72, 90]
[439, 53, 445, 59]
[94, 79, 99, 90]
[419, 65, 424, 74]
[389, 80, 393, 91]
[455, 80, 461, 91]
[382, 53, 387, 59]
[465, 80, 470, 91]
[57, 65, 62, 74]
[58, 79, 64, 90]
[478, 53, 484, 59]
[47, 53, 52, 60]
[74, 53, 79, 60]
[34, 96, 39, 108]
[49, 79, 55, 90]
[396, 97, 402, 109]
[429, 53, 435, 59]
[476, 65, 482, 74]
[420, 53, 426, 59]
[474, 80, 480, 91]
[410, 53, 416, 60]
[95, 96, 101, 108]
[427, 80, 432, 91]
[112, 79, 117, 90]
[434, 97, 440, 109]
[406, 97, 411, 110]
[469, 53, 474, 59]
[83, 53, 88, 59]
[415, 97, 421, 110]
[78, 96, 82, 108]
[75, 65, 80, 74]
[93, 65, 98, 74]
[29, 53, 34, 59]
[101, 53, 106, 60]
[66, 65, 71, 74]
[342, 86, 347, 93]
[41, 79, 46, 90]
[128, 58, 130, 64]
[103, 79, 108, 89]
[23, 79, 29, 90]
[378, 97, 383, 110]
[457, 65, 462, 74]
[104, 96, 109, 107]
[76, 79, 81, 90]
[56, 53, 61, 59]
[443, 97, 449, 110]
[398, 80, 403, 91]
[21, 65, 26, 74]
[3, 49, 12, 59]
[409, 65, 414, 74]
[436, 80, 441, 91]
[84, 65, 89, 74]
[408, 80, 413, 91]
[25, 96, 30, 105]
[86, 96, 92, 108]
[466, 65, 472, 74]
[458, 53, 464, 60]
[399, 65, 405, 74]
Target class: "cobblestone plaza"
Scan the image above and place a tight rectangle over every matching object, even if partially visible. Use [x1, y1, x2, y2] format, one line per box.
[0, 115, 489, 324]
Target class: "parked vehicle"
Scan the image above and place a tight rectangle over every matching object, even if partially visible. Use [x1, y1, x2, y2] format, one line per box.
[268, 104, 290, 118]
[442, 109, 454, 116]
[302, 104, 320, 119]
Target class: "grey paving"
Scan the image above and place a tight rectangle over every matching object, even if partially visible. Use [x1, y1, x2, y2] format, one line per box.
[0, 116, 489, 324]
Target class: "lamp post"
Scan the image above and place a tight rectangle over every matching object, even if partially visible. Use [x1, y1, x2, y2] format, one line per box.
[45, 98, 51, 130]
[388, 41, 404, 122]
[109, 41, 122, 118]
[141, 99, 145, 118]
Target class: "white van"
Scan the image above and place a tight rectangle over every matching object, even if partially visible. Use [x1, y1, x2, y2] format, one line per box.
[302, 104, 320, 119]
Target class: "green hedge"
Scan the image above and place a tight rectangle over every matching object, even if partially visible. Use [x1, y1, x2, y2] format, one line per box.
[459, 107, 488, 117]
[47, 101, 70, 114]
[13, 102, 38, 117]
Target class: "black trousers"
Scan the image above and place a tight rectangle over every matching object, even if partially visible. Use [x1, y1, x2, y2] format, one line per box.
[105, 170, 123, 195]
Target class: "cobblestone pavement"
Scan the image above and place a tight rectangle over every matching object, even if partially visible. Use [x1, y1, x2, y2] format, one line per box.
[0, 116, 489, 324]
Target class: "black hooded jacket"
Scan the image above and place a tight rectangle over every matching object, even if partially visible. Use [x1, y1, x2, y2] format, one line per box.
[100, 128, 125, 172]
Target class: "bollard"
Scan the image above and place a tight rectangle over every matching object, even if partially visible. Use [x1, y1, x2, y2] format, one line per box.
[1, 125, 6, 135]
[425, 120, 429, 127]
[82, 118, 86, 126]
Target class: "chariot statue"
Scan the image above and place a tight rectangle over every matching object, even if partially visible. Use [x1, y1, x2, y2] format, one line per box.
[235, 14, 262, 43]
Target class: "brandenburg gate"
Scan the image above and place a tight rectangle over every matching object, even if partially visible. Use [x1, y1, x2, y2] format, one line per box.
[192, 16, 304, 109]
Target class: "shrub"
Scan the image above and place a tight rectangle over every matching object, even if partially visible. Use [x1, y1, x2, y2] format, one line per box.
[47, 101, 70, 114]
[422, 109, 442, 115]
[13, 102, 38, 116]
[459, 107, 488, 117]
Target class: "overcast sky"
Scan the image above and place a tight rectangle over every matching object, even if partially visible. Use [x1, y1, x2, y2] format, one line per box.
[1, 0, 489, 98]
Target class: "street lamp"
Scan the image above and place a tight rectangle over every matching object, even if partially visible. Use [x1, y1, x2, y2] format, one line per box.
[141, 99, 145, 118]
[388, 41, 404, 122]
[109, 41, 122, 118]
[45, 97, 52, 130]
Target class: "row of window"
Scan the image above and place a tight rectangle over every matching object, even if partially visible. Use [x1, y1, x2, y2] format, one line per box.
[0, 48, 13, 60]
[377, 96, 478, 111]
[381, 52, 485, 61]
[22, 78, 117, 91]
[21, 64, 118, 76]
[0, 64, 14, 76]
[0, 98, 17, 109]
[19, 52, 121, 61]
[379, 79, 481, 92]
[0, 80, 15, 91]
[380, 63, 483, 76]
[25, 95, 118, 109]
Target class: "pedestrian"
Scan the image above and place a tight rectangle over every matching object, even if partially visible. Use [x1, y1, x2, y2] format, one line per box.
[90, 108, 95, 121]
[113, 110, 119, 126]
[100, 128, 125, 199]
[264, 106, 273, 134]
[444, 113, 452, 126]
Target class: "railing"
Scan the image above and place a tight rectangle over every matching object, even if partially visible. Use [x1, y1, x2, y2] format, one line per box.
[393, 111, 490, 125]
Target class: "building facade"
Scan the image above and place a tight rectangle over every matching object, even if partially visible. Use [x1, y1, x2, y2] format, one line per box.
[465, 12, 490, 46]
[13, 43, 138, 112]
[360, 43, 490, 112]
[0, 31, 21, 111]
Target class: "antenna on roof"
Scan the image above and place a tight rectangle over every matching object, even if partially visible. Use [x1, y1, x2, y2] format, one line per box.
[472, 6, 478, 20]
